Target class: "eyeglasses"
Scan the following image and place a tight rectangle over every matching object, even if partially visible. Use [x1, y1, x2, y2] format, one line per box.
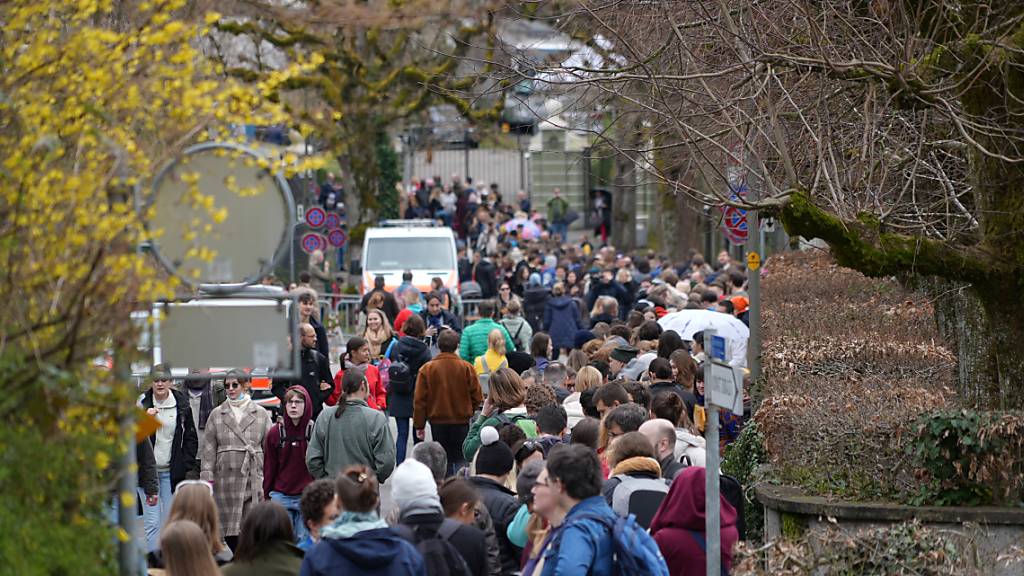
[225, 381, 242, 390]
[285, 399, 305, 406]
[176, 479, 213, 493]
[500, 287, 511, 291]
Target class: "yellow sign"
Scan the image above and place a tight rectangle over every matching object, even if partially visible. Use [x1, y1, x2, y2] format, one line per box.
[136, 409, 162, 442]
[747, 251, 761, 271]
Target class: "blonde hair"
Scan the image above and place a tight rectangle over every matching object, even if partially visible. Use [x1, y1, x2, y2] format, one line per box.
[574, 366, 602, 393]
[552, 282, 565, 297]
[161, 520, 221, 576]
[487, 329, 507, 355]
[167, 484, 225, 555]
[487, 367, 526, 411]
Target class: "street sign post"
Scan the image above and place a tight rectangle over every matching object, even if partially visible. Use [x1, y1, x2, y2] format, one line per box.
[327, 228, 347, 248]
[325, 211, 343, 230]
[305, 206, 326, 228]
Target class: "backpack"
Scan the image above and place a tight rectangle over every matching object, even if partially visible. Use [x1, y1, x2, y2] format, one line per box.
[491, 412, 537, 438]
[478, 355, 507, 396]
[394, 519, 472, 576]
[556, 512, 670, 576]
[276, 420, 314, 450]
[609, 475, 670, 530]
[720, 474, 746, 541]
[387, 343, 414, 395]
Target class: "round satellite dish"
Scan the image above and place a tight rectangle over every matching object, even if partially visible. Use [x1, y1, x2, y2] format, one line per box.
[143, 142, 295, 287]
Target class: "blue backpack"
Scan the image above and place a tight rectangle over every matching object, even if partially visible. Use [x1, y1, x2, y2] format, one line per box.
[555, 512, 670, 576]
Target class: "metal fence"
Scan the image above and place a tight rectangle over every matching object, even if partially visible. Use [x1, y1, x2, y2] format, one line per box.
[318, 294, 490, 340]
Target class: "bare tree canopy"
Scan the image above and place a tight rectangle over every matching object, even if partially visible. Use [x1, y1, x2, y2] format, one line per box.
[503, 0, 1024, 407]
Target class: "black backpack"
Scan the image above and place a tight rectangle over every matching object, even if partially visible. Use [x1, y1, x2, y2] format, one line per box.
[395, 519, 471, 576]
[276, 420, 313, 450]
[387, 346, 414, 395]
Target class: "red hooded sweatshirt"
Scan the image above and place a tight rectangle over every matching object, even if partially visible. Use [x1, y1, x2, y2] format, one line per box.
[649, 466, 739, 576]
[329, 362, 386, 410]
[262, 385, 315, 498]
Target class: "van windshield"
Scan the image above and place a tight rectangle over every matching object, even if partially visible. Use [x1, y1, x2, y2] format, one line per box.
[365, 237, 455, 271]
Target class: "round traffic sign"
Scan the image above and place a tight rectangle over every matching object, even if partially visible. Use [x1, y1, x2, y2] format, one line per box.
[722, 206, 748, 244]
[325, 211, 342, 230]
[305, 206, 326, 228]
[301, 233, 326, 254]
[327, 228, 347, 248]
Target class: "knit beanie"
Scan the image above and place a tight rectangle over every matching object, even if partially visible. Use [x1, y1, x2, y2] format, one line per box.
[573, 330, 595, 350]
[475, 426, 514, 476]
[391, 459, 439, 511]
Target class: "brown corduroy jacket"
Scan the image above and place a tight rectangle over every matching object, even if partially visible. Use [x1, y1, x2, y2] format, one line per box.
[413, 352, 484, 429]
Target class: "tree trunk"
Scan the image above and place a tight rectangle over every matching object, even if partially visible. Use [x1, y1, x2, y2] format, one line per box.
[613, 151, 637, 250]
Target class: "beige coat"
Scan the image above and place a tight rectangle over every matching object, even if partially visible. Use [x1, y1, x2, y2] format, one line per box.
[201, 400, 272, 536]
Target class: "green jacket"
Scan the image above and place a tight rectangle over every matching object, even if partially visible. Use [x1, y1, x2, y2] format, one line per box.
[306, 398, 396, 483]
[547, 196, 569, 223]
[221, 541, 303, 576]
[463, 409, 538, 462]
[460, 319, 515, 363]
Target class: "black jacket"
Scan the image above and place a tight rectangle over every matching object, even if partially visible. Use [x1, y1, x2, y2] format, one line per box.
[586, 280, 628, 313]
[310, 315, 330, 359]
[399, 513, 488, 576]
[273, 347, 333, 420]
[388, 336, 433, 418]
[522, 286, 550, 331]
[141, 388, 199, 490]
[360, 288, 401, 324]
[137, 440, 158, 497]
[470, 259, 498, 299]
[469, 477, 522, 575]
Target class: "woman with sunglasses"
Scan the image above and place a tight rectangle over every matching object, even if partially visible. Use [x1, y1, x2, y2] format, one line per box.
[201, 369, 273, 551]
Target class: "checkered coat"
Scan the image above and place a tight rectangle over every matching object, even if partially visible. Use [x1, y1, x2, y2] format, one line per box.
[201, 400, 272, 536]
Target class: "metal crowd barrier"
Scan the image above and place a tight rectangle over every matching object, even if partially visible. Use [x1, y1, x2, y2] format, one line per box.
[316, 293, 493, 339]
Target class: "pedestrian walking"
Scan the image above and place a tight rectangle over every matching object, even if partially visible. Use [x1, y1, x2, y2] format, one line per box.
[330, 336, 387, 410]
[363, 308, 398, 362]
[500, 298, 533, 353]
[392, 459, 489, 576]
[543, 283, 583, 357]
[141, 363, 199, 535]
[390, 314, 433, 464]
[201, 369, 273, 551]
[463, 367, 538, 462]
[468, 430, 522, 575]
[263, 385, 315, 544]
[460, 300, 516, 363]
[302, 465, 426, 576]
[296, 288, 329, 359]
[307, 369, 397, 482]
[272, 323, 333, 420]
[221, 502, 303, 576]
[546, 188, 570, 242]
[159, 520, 221, 576]
[649, 467, 739, 576]
[148, 483, 232, 568]
[297, 479, 339, 551]
[413, 329, 483, 475]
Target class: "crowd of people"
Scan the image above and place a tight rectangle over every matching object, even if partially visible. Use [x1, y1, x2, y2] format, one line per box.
[126, 177, 757, 575]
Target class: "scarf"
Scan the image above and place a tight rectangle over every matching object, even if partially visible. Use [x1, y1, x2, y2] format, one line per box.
[321, 511, 389, 540]
[611, 456, 662, 478]
[365, 327, 391, 359]
[227, 394, 250, 424]
[186, 379, 214, 430]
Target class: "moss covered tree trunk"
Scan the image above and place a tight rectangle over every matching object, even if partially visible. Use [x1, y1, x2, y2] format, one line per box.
[778, 44, 1024, 408]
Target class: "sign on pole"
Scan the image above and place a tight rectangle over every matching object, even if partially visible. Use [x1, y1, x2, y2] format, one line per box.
[301, 232, 326, 254]
[327, 228, 347, 248]
[305, 206, 326, 228]
[325, 212, 343, 230]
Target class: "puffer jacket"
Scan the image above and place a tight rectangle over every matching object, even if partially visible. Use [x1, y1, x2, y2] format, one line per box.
[388, 336, 432, 419]
[543, 296, 583, 350]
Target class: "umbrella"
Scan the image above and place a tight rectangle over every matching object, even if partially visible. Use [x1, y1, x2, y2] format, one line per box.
[658, 309, 749, 367]
[503, 218, 541, 239]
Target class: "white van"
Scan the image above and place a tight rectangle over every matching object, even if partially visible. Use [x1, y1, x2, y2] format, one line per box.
[360, 221, 459, 295]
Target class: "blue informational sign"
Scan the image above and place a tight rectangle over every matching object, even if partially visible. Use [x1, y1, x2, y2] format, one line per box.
[710, 335, 727, 363]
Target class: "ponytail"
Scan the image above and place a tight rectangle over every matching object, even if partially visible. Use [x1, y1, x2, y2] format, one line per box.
[334, 368, 367, 419]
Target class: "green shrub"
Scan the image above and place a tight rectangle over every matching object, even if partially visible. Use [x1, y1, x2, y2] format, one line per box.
[908, 409, 1024, 506]
[723, 421, 768, 543]
[0, 417, 120, 575]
